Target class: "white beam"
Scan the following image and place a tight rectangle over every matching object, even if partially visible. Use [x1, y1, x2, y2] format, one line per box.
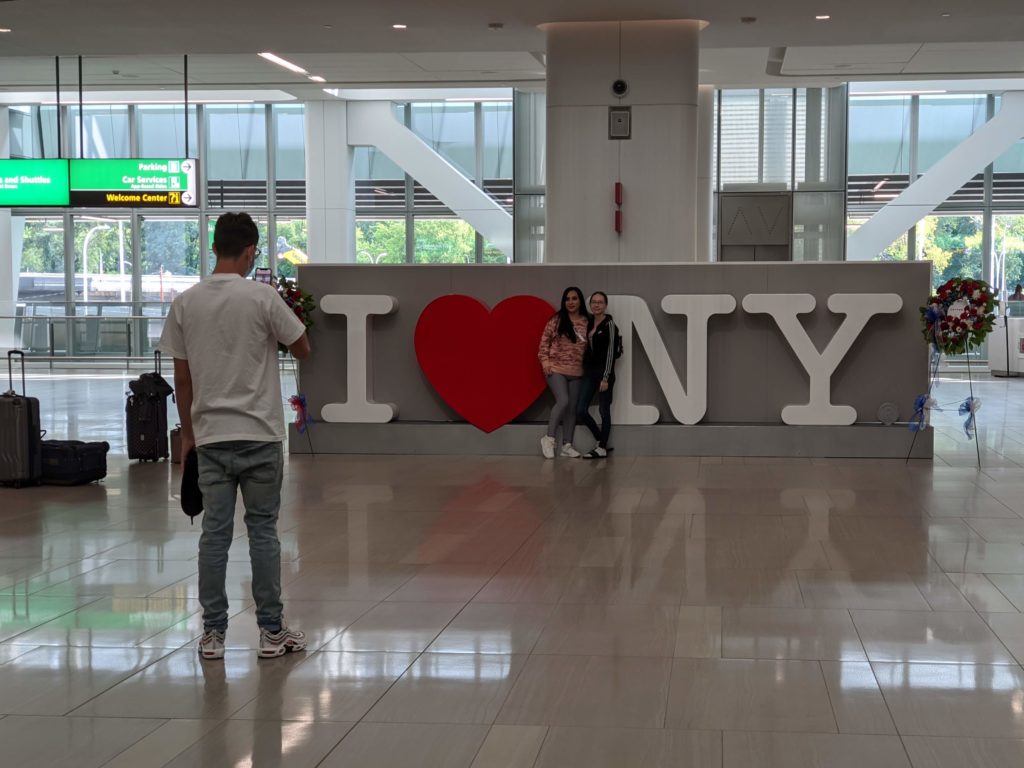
[848, 91, 1024, 261]
[347, 101, 513, 258]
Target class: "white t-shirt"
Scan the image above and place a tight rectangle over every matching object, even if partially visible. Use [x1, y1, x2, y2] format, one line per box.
[158, 274, 306, 447]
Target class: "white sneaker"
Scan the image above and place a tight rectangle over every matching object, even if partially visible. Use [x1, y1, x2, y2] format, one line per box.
[198, 629, 225, 660]
[540, 435, 556, 459]
[258, 625, 307, 658]
[560, 443, 582, 458]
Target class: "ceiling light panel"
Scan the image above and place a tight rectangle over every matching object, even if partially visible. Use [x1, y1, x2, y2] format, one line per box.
[257, 52, 307, 74]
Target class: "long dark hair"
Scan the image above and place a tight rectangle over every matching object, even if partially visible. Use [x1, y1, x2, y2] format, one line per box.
[555, 286, 588, 342]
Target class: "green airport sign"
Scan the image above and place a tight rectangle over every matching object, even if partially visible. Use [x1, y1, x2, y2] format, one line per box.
[0, 159, 71, 207]
[69, 158, 198, 207]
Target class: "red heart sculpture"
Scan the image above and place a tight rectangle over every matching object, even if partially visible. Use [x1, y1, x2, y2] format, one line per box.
[415, 295, 556, 433]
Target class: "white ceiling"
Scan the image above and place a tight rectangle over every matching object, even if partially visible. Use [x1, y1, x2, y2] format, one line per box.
[779, 42, 1024, 78]
[0, 0, 1023, 96]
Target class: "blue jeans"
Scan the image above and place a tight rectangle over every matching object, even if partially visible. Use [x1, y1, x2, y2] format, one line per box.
[197, 440, 284, 632]
[577, 371, 615, 448]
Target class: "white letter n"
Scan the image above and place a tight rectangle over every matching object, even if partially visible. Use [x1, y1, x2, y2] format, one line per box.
[611, 294, 736, 425]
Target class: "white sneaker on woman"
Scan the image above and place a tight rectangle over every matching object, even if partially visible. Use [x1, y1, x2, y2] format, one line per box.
[560, 443, 582, 458]
[540, 435, 556, 459]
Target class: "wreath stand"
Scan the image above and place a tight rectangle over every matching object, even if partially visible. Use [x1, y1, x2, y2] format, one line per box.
[907, 277, 996, 468]
[905, 347, 983, 468]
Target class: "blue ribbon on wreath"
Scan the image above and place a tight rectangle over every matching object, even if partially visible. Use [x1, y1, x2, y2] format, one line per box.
[909, 394, 930, 433]
[958, 397, 980, 440]
[909, 308, 945, 433]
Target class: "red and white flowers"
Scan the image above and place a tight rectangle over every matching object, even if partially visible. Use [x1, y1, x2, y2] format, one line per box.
[920, 277, 997, 356]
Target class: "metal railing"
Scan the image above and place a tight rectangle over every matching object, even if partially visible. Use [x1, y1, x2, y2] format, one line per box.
[1, 312, 165, 369]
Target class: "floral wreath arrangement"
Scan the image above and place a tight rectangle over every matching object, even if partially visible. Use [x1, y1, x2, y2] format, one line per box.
[276, 275, 317, 345]
[920, 277, 997, 356]
[911, 277, 998, 444]
[274, 275, 317, 439]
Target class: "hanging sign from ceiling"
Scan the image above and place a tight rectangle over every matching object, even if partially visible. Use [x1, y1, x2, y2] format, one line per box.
[69, 158, 198, 207]
[0, 159, 72, 206]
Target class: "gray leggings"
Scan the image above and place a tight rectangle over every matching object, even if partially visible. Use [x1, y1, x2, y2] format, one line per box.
[546, 374, 581, 444]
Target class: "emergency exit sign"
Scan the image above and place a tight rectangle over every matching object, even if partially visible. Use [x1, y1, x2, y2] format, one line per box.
[69, 158, 198, 207]
[0, 159, 71, 206]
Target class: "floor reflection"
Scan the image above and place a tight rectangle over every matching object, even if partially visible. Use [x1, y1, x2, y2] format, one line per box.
[0, 373, 1023, 764]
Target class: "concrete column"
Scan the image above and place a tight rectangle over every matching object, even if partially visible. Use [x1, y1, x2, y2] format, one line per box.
[304, 101, 355, 263]
[696, 85, 715, 262]
[543, 19, 705, 263]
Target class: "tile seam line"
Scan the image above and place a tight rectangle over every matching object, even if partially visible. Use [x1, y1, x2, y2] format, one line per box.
[816, 657, 842, 735]
[89, 715, 172, 768]
[850, 614, 902, 737]
[981, 573, 1024, 613]
[61, 646, 182, 718]
[0, 595, 104, 645]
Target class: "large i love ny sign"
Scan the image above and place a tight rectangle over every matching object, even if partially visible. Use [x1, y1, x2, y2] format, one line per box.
[318, 291, 904, 432]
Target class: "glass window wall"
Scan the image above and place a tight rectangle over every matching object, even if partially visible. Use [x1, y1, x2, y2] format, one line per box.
[917, 214, 984, 290]
[8, 106, 60, 159]
[137, 105, 198, 158]
[353, 95, 514, 264]
[847, 95, 911, 176]
[275, 216, 308, 280]
[409, 102, 476, 180]
[68, 106, 130, 159]
[482, 101, 513, 180]
[14, 216, 66, 304]
[995, 215, 1024, 298]
[140, 217, 200, 302]
[355, 219, 406, 264]
[413, 218, 476, 264]
[918, 95, 987, 174]
[205, 104, 268, 181]
[273, 104, 305, 180]
[72, 215, 134, 303]
[718, 90, 760, 188]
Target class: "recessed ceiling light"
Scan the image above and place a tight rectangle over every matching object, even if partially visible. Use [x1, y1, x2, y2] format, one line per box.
[0, 28, 12, 33]
[308, 75, 326, 83]
[815, 15, 831, 20]
[392, 24, 407, 29]
[257, 52, 308, 75]
[941, 12, 952, 17]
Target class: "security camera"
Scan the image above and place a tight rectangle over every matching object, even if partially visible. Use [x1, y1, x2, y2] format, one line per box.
[611, 79, 629, 97]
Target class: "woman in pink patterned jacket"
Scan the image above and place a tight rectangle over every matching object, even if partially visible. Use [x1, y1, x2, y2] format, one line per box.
[537, 286, 590, 459]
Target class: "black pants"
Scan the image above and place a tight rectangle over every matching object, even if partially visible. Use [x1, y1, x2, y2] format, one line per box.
[576, 371, 614, 448]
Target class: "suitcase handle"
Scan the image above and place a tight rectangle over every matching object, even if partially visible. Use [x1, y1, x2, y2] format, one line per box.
[7, 350, 26, 396]
[154, 350, 162, 375]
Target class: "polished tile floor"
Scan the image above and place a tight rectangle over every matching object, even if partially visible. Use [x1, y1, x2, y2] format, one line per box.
[1, 371, 1024, 766]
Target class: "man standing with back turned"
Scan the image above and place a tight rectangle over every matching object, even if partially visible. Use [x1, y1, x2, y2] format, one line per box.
[159, 212, 311, 660]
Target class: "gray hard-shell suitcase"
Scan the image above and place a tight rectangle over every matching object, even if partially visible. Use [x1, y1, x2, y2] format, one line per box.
[0, 351, 43, 487]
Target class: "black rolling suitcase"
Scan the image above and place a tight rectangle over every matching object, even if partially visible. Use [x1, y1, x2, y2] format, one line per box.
[41, 440, 110, 485]
[126, 351, 174, 462]
[0, 351, 43, 488]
